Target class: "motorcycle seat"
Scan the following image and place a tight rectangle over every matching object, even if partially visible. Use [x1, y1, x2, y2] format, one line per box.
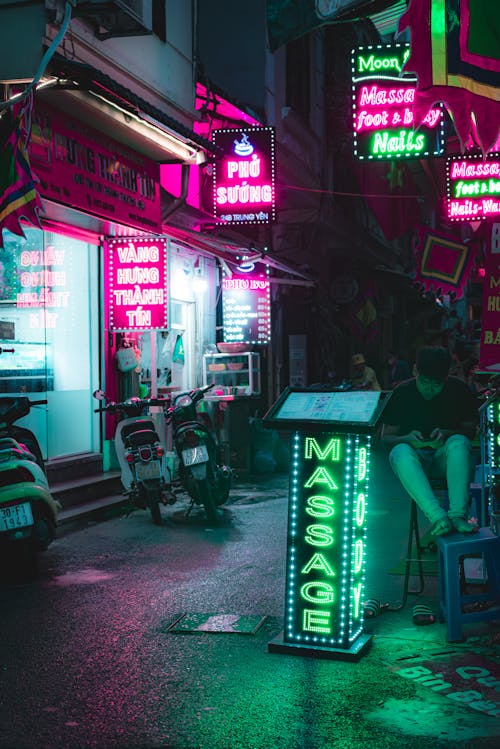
[120, 420, 157, 440]
[124, 428, 160, 448]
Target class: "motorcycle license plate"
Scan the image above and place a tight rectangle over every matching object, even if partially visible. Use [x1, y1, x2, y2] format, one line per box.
[135, 461, 161, 480]
[182, 444, 209, 466]
[0, 502, 34, 532]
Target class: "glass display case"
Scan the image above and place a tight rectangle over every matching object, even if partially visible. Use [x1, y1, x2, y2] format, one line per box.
[0, 342, 54, 393]
[202, 352, 261, 396]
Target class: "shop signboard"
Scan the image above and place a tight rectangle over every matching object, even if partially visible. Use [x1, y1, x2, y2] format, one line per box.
[263, 388, 392, 660]
[105, 236, 168, 331]
[478, 223, 500, 371]
[212, 127, 276, 225]
[351, 43, 444, 160]
[446, 154, 500, 222]
[222, 272, 271, 344]
[30, 104, 161, 234]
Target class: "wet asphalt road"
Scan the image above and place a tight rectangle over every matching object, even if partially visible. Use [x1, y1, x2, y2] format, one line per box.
[0, 463, 499, 749]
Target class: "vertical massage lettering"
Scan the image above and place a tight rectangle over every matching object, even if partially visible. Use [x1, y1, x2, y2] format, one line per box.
[284, 432, 371, 648]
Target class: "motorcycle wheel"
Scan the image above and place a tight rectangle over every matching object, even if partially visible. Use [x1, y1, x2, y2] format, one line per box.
[146, 488, 162, 525]
[198, 477, 217, 524]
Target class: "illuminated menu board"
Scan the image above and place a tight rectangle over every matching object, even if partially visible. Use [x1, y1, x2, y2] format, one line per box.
[446, 154, 500, 222]
[352, 43, 444, 160]
[213, 127, 276, 225]
[222, 273, 271, 344]
[105, 237, 168, 331]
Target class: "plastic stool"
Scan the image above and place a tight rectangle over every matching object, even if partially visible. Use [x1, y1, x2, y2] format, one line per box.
[438, 528, 500, 642]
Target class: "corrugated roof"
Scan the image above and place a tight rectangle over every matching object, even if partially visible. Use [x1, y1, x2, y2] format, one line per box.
[47, 54, 218, 156]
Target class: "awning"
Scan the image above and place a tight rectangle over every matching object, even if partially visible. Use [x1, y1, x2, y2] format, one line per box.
[35, 55, 217, 165]
[163, 224, 315, 286]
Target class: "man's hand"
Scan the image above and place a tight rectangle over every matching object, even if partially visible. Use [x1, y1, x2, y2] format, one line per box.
[429, 428, 446, 443]
[407, 430, 425, 447]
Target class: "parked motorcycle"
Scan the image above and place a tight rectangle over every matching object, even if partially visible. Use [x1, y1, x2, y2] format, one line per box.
[164, 384, 231, 523]
[0, 396, 60, 571]
[93, 391, 176, 525]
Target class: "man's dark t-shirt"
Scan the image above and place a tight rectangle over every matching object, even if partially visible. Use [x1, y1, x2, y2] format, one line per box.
[382, 376, 478, 438]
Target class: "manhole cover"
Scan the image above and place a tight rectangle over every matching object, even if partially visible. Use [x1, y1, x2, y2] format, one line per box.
[165, 613, 267, 634]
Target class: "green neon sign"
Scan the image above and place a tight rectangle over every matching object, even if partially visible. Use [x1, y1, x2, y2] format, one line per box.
[284, 432, 371, 648]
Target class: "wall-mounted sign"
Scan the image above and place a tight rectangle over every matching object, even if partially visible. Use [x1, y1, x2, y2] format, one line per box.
[446, 154, 500, 222]
[352, 43, 444, 160]
[213, 127, 276, 225]
[222, 272, 271, 344]
[30, 104, 161, 234]
[105, 237, 167, 331]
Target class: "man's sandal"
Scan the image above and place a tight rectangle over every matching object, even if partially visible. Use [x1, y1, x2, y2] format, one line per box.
[430, 516, 453, 537]
[412, 604, 435, 625]
[449, 516, 478, 534]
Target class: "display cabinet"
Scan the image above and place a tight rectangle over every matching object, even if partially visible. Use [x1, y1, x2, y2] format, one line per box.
[0, 342, 53, 393]
[203, 352, 261, 396]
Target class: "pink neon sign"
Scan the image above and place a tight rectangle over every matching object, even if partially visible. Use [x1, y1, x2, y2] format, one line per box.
[446, 154, 500, 222]
[105, 237, 168, 331]
[352, 43, 444, 160]
[213, 128, 276, 225]
[222, 273, 271, 344]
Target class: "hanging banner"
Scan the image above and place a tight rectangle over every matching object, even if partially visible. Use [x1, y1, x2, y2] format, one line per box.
[30, 104, 162, 234]
[398, 0, 500, 156]
[104, 236, 168, 332]
[213, 127, 276, 226]
[222, 272, 271, 344]
[412, 226, 473, 298]
[478, 223, 500, 371]
[446, 153, 500, 222]
[352, 43, 444, 160]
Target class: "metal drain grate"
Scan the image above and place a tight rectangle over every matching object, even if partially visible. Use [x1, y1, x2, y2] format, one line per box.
[165, 613, 267, 634]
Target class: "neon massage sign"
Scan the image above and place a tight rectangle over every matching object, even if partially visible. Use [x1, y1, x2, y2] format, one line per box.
[213, 127, 276, 225]
[352, 43, 444, 160]
[283, 431, 370, 652]
[105, 237, 167, 331]
[446, 154, 500, 222]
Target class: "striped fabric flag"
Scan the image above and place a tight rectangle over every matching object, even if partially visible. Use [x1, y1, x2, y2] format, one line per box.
[399, 0, 500, 155]
[0, 98, 42, 248]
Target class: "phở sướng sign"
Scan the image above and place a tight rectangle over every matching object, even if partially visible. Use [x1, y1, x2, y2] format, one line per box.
[213, 128, 276, 225]
[105, 236, 167, 331]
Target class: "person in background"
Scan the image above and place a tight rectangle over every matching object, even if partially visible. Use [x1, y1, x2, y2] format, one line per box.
[386, 350, 412, 388]
[381, 346, 479, 536]
[351, 353, 381, 391]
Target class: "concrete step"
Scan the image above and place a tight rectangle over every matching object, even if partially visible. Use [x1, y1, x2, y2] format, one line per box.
[57, 492, 128, 525]
[50, 471, 123, 511]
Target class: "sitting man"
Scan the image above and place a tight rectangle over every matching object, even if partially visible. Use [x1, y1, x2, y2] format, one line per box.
[381, 345, 478, 536]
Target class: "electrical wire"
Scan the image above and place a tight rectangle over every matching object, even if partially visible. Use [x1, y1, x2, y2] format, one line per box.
[0, 1, 72, 112]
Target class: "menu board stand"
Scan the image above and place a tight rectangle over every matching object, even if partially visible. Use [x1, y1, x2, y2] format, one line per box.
[263, 386, 392, 661]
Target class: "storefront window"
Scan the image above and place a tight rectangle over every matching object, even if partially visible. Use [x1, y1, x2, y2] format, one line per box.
[0, 226, 99, 460]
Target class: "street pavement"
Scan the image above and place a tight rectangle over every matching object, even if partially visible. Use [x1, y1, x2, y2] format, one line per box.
[0, 445, 499, 749]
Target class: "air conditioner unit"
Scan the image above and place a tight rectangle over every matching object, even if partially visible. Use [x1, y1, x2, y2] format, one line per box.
[67, 0, 153, 38]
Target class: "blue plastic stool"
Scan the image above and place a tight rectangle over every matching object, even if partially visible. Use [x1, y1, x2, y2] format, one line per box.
[438, 528, 500, 642]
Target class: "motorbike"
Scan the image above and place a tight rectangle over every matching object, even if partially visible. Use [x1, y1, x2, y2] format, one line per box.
[0, 396, 60, 571]
[93, 391, 176, 525]
[165, 383, 231, 524]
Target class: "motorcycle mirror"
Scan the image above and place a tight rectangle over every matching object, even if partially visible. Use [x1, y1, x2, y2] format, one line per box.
[93, 389, 106, 400]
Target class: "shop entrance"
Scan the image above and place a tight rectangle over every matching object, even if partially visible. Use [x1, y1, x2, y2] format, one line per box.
[0, 226, 100, 461]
